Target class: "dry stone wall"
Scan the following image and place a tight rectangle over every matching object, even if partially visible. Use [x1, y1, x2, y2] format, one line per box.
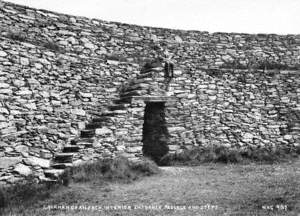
[165, 69, 299, 152]
[0, 1, 299, 184]
[0, 37, 142, 183]
[1, 1, 300, 69]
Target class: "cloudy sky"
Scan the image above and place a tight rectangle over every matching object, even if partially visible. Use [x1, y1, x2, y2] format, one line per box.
[6, 0, 300, 34]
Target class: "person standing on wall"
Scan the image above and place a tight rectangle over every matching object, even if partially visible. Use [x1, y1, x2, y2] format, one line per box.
[153, 42, 175, 91]
[161, 46, 174, 92]
[152, 42, 175, 79]
[147, 42, 175, 92]
[163, 49, 174, 80]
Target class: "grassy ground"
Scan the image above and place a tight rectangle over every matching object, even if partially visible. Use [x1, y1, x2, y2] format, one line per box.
[2, 158, 299, 216]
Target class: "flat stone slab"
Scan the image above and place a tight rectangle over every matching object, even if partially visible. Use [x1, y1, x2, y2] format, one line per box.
[51, 163, 73, 169]
[130, 95, 177, 102]
[54, 153, 75, 159]
[62, 145, 81, 153]
[44, 169, 65, 178]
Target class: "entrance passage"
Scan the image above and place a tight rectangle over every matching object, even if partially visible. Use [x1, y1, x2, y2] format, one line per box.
[142, 102, 169, 165]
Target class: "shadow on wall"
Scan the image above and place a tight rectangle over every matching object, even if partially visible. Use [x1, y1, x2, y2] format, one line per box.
[142, 102, 169, 165]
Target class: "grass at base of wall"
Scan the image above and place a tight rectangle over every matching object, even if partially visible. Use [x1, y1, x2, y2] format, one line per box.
[2, 159, 299, 216]
[60, 156, 160, 184]
[160, 145, 300, 166]
[0, 156, 159, 211]
[0, 175, 59, 212]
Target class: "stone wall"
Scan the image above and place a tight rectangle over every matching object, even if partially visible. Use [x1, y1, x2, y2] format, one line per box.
[0, 1, 299, 184]
[1, 1, 300, 69]
[165, 69, 299, 152]
[0, 36, 143, 183]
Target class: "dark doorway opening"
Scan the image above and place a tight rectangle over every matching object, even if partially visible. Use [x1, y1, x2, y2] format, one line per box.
[142, 102, 169, 165]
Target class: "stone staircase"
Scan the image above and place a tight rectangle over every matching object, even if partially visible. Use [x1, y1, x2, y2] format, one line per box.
[120, 68, 167, 98]
[42, 97, 131, 182]
[42, 65, 171, 182]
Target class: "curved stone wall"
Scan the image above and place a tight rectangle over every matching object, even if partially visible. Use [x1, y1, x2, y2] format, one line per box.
[0, 1, 299, 184]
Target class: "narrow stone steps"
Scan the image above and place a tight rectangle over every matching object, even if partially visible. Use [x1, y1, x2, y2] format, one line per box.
[136, 71, 156, 79]
[291, 126, 300, 131]
[44, 169, 65, 179]
[140, 66, 163, 74]
[107, 110, 127, 114]
[62, 145, 81, 153]
[72, 137, 95, 147]
[85, 122, 103, 129]
[76, 142, 94, 148]
[80, 129, 95, 138]
[101, 110, 127, 116]
[72, 137, 95, 144]
[54, 152, 75, 157]
[120, 89, 148, 98]
[124, 83, 150, 92]
[53, 153, 74, 163]
[140, 67, 153, 74]
[39, 176, 58, 183]
[91, 116, 111, 123]
[108, 104, 129, 111]
[43, 93, 132, 182]
[112, 98, 131, 104]
[51, 162, 73, 169]
[130, 77, 153, 85]
[90, 110, 127, 117]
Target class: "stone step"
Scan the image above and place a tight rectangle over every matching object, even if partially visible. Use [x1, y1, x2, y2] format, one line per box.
[72, 138, 95, 147]
[130, 95, 175, 102]
[140, 66, 163, 74]
[106, 110, 127, 114]
[140, 67, 153, 74]
[108, 104, 129, 111]
[120, 89, 148, 98]
[291, 127, 300, 131]
[130, 77, 153, 85]
[112, 98, 131, 104]
[72, 137, 95, 144]
[39, 176, 58, 183]
[136, 71, 156, 79]
[53, 153, 74, 163]
[51, 162, 73, 169]
[76, 142, 93, 148]
[91, 116, 111, 123]
[124, 83, 150, 92]
[85, 122, 103, 129]
[101, 113, 119, 117]
[80, 129, 95, 138]
[89, 110, 106, 117]
[44, 169, 65, 179]
[54, 152, 75, 157]
[101, 110, 127, 116]
[62, 145, 81, 153]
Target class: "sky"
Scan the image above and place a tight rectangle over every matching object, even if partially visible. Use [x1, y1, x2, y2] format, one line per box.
[6, 0, 300, 34]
